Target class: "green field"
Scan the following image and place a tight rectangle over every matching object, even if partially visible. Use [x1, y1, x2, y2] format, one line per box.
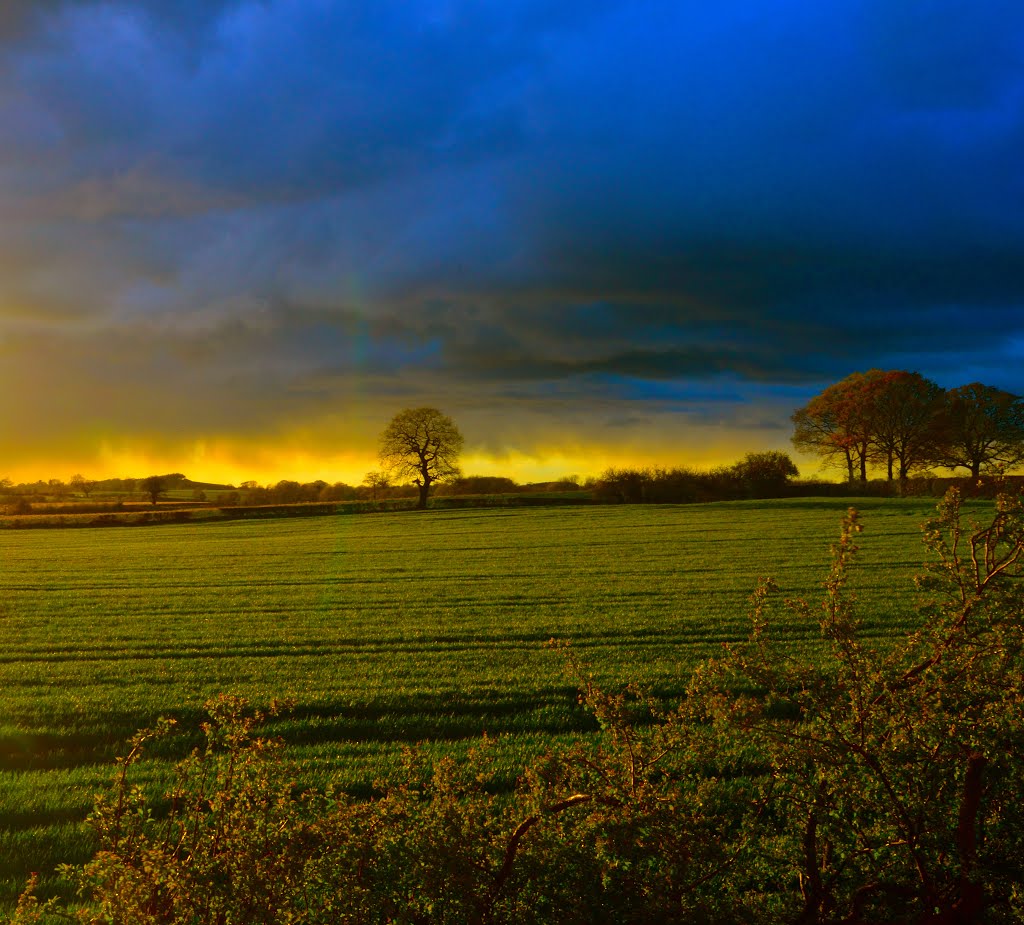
[0, 497, 965, 904]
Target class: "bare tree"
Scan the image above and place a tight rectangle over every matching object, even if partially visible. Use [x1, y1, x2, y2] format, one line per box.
[378, 407, 463, 509]
[70, 473, 97, 498]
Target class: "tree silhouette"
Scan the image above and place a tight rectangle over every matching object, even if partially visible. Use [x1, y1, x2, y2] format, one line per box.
[141, 475, 168, 506]
[70, 474, 97, 498]
[378, 408, 463, 509]
[867, 370, 945, 482]
[937, 383, 1024, 478]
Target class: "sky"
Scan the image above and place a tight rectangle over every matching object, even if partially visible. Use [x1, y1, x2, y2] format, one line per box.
[1, 0, 1023, 485]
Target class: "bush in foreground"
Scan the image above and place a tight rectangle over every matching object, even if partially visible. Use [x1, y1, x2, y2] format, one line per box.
[14, 489, 1024, 923]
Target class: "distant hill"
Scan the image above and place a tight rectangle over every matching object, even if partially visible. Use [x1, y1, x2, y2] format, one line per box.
[179, 477, 237, 491]
[89, 474, 236, 492]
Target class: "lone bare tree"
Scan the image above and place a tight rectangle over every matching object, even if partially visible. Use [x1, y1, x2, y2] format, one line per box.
[378, 407, 463, 509]
[70, 473, 97, 498]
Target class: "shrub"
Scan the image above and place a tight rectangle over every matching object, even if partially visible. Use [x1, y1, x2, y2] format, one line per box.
[691, 490, 1024, 921]
[728, 450, 799, 497]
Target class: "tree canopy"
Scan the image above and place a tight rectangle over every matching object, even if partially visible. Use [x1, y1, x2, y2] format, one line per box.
[791, 371, 881, 482]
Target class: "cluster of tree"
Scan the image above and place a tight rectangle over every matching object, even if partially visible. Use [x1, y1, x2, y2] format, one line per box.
[0, 475, 109, 501]
[592, 450, 800, 504]
[231, 479, 361, 506]
[230, 476, 479, 507]
[792, 371, 1024, 482]
[14, 491, 1024, 923]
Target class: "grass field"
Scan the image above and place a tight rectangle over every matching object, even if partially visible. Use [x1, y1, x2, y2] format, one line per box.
[0, 496, 972, 905]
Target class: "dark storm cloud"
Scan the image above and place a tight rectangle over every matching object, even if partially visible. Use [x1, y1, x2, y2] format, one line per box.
[2, 1, 613, 202]
[1, 0, 1023, 471]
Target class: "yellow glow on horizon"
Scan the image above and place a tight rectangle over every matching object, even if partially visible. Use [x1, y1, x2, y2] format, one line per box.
[1, 434, 826, 488]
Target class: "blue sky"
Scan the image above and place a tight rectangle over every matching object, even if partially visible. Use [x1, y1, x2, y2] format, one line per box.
[1, 0, 1022, 482]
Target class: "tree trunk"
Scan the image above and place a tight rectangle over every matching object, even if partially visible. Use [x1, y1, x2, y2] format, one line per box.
[416, 480, 430, 509]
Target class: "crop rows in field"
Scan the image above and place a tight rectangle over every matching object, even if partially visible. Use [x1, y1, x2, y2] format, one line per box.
[0, 497, 961, 903]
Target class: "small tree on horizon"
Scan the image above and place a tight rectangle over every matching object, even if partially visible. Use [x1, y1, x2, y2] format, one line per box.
[361, 470, 391, 502]
[69, 474, 97, 498]
[141, 475, 168, 506]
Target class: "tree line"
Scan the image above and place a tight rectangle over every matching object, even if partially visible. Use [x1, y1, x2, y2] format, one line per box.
[792, 371, 1024, 483]
[0, 469, 584, 514]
